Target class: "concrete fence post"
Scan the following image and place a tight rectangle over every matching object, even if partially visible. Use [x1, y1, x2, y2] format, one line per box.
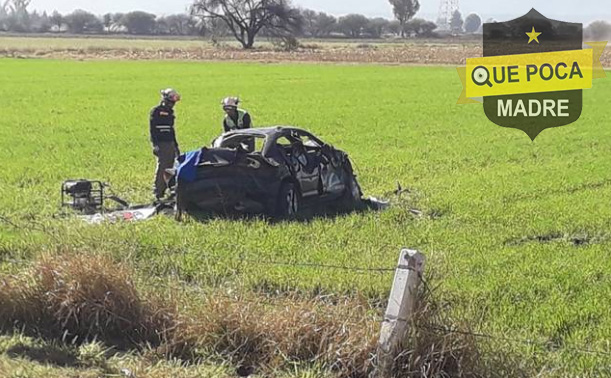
[374, 249, 426, 378]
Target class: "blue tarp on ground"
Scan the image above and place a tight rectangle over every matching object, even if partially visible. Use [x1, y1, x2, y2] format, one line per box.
[176, 149, 202, 183]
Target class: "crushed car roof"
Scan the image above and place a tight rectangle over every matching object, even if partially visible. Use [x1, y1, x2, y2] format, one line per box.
[223, 126, 309, 137]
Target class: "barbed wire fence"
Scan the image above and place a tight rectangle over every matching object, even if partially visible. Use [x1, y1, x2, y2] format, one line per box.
[185, 249, 611, 364]
[0, 212, 61, 242]
[2, 213, 611, 366]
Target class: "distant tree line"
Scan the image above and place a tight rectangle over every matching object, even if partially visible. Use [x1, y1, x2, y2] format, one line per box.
[1, 0, 609, 49]
[0, 0, 439, 39]
[298, 11, 438, 39]
[585, 20, 611, 40]
[0, 1, 204, 35]
[440, 10, 611, 39]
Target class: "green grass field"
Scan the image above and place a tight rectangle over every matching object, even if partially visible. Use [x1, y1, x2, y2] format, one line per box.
[1, 57, 611, 377]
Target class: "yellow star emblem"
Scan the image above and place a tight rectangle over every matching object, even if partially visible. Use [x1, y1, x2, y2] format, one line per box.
[526, 27, 542, 44]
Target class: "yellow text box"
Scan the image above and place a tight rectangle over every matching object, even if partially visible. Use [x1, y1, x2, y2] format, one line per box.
[466, 49, 593, 98]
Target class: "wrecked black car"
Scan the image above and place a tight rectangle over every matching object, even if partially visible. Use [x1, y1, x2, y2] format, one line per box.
[169, 126, 362, 218]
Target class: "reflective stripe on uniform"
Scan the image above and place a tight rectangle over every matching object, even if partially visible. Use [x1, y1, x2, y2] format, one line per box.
[224, 109, 248, 130]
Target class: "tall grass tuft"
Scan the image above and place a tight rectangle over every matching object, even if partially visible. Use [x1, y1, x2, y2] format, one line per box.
[165, 295, 379, 376]
[0, 254, 483, 377]
[0, 254, 175, 348]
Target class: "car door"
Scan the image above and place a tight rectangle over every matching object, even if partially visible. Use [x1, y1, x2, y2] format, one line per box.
[291, 131, 323, 197]
[274, 135, 316, 197]
[318, 145, 345, 195]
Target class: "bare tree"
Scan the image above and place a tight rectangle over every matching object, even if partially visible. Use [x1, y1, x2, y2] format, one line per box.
[204, 16, 230, 40]
[191, 0, 303, 49]
[388, 0, 420, 37]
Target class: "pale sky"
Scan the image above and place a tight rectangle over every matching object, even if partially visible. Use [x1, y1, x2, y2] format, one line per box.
[29, 0, 610, 24]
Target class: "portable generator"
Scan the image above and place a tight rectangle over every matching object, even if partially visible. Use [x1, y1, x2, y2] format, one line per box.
[61, 180, 105, 214]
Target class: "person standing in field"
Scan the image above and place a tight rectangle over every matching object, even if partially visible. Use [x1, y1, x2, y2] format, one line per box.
[150, 88, 181, 200]
[222, 97, 253, 132]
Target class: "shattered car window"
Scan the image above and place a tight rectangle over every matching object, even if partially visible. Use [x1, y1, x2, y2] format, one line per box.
[275, 136, 296, 147]
[303, 139, 321, 148]
[214, 134, 266, 153]
[288, 130, 323, 150]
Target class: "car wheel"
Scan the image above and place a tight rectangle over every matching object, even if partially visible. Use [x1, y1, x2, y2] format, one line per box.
[276, 182, 300, 218]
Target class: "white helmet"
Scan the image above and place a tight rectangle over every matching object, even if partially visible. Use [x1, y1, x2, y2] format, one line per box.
[221, 97, 240, 109]
[161, 88, 181, 103]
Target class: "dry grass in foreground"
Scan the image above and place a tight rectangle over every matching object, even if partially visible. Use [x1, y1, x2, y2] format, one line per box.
[0, 253, 485, 377]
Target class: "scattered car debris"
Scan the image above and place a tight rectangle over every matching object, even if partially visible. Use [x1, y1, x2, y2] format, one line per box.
[79, 205, 159, 225]
[364, 197, 391, 211]
[409, 209, 423, 216]
[394, 181, 411, 196]
[61, 179, 171, 224]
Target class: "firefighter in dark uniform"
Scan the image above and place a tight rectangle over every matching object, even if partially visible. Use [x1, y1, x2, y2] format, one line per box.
[150, 88, 181, 200]
[222, 97, 252, 132]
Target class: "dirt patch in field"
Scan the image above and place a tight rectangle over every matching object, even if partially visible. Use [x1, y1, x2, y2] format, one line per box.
[2, 44, 610, 66]
[505, 232, 609, 247]
[0, 44, 486, 65]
